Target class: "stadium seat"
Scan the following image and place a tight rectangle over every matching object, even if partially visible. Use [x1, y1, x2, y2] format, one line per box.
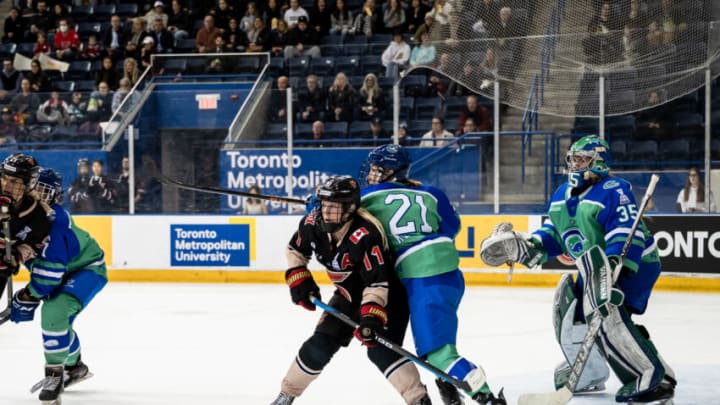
[369, 42, 388, 55]
[235, 56, 261, 73]
[66, 61, 92, 80]
[334, 56, 360, 76]
[343, 36, 367, 56]
[414, 97, 441, 120]
[50, 125, 79, 143]
[93, 4, 116, 20]
[659, 139, 691, 161]
[609, 140, 628, 163]
[402, 75, 427, 97]
[348, 121, 370, 138]
[288, 56, 311, 77]
[631, 140, 658, 161]
[54, 80, 75, 92]
[310, 56, 334, 76]
[76, 22, 101, 39]
[265, 123, 288, 140]
[75, 80, 97, 92]
[17, 43, 35, 57]
[0, 43, 16, 59]
[359, 55, 383, 75]
[176, 38, 197, 53]
[606, 114, 635, 142]
[116, 3, 138, 19]
[397, 97, 414, 120]
[319, 35, 343, 56]
[71, 6, 93, 23]
[295, 123, 313, 139]
[186, 58, 208, 74]
[674, 111, 703, 138]
[672, 93, 699, 113]
[162, 59, 188, 75]
[407, 120, 430, 138]
[269, 57, 285, 76]
[444, 97, 467, 118]
[712, 139, 720, 160]
[324, 121, 348, 138]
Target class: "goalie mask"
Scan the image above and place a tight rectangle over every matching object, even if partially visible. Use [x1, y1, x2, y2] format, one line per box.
[316, 176, 360, 233]
[359, 144, 411, 186]
[566, 135, 611, 189]
[37, 168, 63, 205]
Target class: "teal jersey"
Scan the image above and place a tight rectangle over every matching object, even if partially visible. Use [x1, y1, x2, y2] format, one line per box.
[26, 204, 107, 299]
[361, 182, 460, 279]
[532, 177, 659, 272]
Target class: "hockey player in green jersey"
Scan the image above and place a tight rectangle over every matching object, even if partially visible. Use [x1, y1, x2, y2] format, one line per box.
[480, 135, 675, 403]
[10, 168, 107, 405]
[359, 144, 506, 405]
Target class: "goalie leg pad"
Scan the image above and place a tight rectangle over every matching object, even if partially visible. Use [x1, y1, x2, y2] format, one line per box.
[577, 246, 624, 319]
[553, 274, 610, 392]
[596, 305, 672, 402]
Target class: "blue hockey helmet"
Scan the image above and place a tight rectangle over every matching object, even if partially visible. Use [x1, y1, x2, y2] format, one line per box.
[37, 168, 63, 205]
[359, 144, 411, 186]
[565, 135, 611, 188]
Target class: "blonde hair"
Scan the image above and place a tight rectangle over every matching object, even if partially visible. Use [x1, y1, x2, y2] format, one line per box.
[356, 207, 389, 250]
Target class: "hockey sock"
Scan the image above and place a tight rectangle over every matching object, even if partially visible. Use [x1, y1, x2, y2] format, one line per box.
[41, 294, 82, 365]
[426, 344, 490, 396]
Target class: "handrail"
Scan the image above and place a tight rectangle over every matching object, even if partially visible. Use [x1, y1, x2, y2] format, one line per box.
[102, 61, 154, 151]
[227, 53, 271, 142]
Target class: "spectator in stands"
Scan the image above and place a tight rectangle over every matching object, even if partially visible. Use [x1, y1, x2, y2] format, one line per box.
[270, 18, 291, 57]
[351, 0, 380, 38]
[427, 0, 453, 36]
[25, 59, 52, 93]
[413, 12, 434, 44]
[477, 46, 497, 90]
[634, 90, 674, 140]
[657, 0, 683, 45]
[241, 185, 269, 215]
[122, 57, 140, 87]
[28, 1, 51, 42]
[428, 52, 452, 97]
[48, 4, 69, 34]
[3, 7, 25, 44]
[151, 18, 175, 54]
[80, 34, 104, 61]
[283, 16, 321, 59]
[448, 61, 480, 96]
[458, 94, 492, 132]
[145, 1, 169, 28]
[457, 116, 477, 136]
[358, 116, 387, 146]
[95, 57, 119, 90]
[311, 120, 327, 146]
[210, 0, 238, 32]
[36, 90, 72, 125]
[284, 0, 309, 28]
[69, 158, 93, 213]
[419, 115, 454, 147]
[358, 73, 384, 121]
[490, 6, 520, 52]
[472, 0, 500, 36]
[383, 0, 406, 34]
[0, 107, 19, 138]
[327, 72, 356, 122]
[677, 168, 716, 213]
[112, 77, 134, 112]
[329, 0, 353, 39]
[297, 74, 326, 123]
[140, 36, 155, 69]
[168, 0, 192, 46]
[225, 17, 248, 52]
[263, 0, 287, 30]
[405, 0, 429, 38]
[33, 31, 51, 58]
[381, 30, 411, 80]
[102, 14, 129, 63]
[86, 81, 114, 122]
[0, 131, 17, 148]
[126, 18, 151, 60]
[247, 17, 271, 52]
[270, 75, 290, 122]
[67, 91, 88, 123]
[54, 18, 81, 61]
[622, 0, 649, 59]
[241, 2, 262, 33]
[9, 79, 40, 125]
[310, 0, 331, 35]
[196, 15, 222, 53]
[0, 58, 23, 102]
[114, 156, 145, 214]
[409, 31, 436, 66]
[397, 120, 410, 146]
[86, 159, 117, 213]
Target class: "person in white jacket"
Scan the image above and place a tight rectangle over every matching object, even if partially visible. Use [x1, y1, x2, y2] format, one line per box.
[381, 30, 411, 80]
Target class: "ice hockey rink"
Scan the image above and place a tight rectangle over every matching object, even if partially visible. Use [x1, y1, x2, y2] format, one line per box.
[1, 282, 718, 405]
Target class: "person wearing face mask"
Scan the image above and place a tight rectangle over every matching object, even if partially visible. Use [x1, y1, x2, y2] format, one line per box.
[53, 18, 81, 61]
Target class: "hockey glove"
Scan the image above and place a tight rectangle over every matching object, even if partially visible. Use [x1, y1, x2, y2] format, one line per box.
[10, 287, 40, 323]
[285, 266, 320, 311]
[353, 302, 387, 347]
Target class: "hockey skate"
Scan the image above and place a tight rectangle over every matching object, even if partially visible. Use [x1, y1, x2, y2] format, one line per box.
[435, 378, 463, 405]
[30, 365, 64, 405]
[64, 358, 94, 388]
[471, 387, 506, 405]
[269, 392, 295, 405]
[627, 378, 675, 405]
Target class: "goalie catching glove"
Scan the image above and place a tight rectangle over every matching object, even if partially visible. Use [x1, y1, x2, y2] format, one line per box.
[285, 266, 320, 311]
[480, 222, 545, 268]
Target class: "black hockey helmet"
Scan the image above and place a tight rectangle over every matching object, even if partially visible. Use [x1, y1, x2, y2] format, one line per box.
[37, 168, 63, 205]
[316, 176, 361, 233]
[1, 153, 40, 190]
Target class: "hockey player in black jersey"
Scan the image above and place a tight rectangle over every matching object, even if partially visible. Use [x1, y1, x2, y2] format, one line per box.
[270, 176, 432, 405]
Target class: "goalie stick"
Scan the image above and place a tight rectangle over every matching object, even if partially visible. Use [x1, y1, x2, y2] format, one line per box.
[0, 207, 16, 326]
[142, 156, 307, 205]
[518, 174, 660, 405]
[310, 295, 473, 393]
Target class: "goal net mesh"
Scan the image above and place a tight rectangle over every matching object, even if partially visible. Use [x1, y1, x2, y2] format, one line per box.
[421, 0, 720, 117]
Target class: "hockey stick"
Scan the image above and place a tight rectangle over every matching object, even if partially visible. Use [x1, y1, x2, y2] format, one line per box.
[0, 208, 16, 326]
[518, 174, 660, 405]
[310, 295, 473, 392]
[141, 156, 307, 205]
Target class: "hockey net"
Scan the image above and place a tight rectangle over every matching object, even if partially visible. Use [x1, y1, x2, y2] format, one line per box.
[420, 0, 720, 117]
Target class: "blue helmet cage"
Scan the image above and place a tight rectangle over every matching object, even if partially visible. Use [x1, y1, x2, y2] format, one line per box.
[565, 135, 611, 188]
[359, 144, 411, 186]
[37, 168, 63, 205]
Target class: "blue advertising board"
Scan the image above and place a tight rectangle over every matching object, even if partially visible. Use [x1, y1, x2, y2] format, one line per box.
[170, 224, 250, 266]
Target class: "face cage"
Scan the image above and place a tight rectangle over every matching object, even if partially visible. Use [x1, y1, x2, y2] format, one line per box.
[37, 182, 58, 205]
[319, 201, 354, 232]
[1, 175, 27, 201]
[565, 150, 597, 172]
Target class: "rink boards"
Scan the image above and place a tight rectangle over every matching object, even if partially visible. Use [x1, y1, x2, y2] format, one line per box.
[13, 214, 720, 292]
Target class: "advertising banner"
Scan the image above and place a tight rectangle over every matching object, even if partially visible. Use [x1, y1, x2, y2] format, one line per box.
[170, 224, 250, 266]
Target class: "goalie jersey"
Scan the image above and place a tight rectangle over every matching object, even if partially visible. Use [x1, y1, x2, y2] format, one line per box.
[361, 182, 460, 280]
[25, 205, 107, 300]
[532, 176, 660, 273]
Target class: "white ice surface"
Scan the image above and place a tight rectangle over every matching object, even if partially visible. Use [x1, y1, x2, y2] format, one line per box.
[1, 283, 718, 405]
